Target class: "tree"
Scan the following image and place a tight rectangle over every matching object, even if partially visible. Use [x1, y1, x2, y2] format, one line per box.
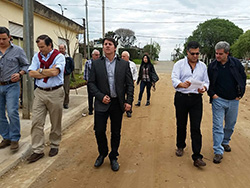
[172, 47, 184, 61]
[143, 42, 161, 60]
[105, 31, 116, 38]
[184, 18, 243, 59]
[231, 30, 250, 59]
[115, 28, 136, 47]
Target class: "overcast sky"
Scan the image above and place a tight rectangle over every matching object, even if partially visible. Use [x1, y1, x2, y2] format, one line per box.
[37, 0, 250, 60]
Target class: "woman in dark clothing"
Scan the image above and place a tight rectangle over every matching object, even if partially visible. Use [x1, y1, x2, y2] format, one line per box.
[135, 54, 159, 106]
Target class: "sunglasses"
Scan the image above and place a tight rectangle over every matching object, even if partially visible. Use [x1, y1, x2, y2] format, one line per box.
[189, 51, 200, 56]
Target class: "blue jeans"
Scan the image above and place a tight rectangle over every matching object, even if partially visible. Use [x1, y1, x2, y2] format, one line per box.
[212, 97, 239, 154]
[0, 82, 21, 141]
[138, 81, 152, 101]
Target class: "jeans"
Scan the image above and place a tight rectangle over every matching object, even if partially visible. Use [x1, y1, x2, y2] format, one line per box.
[212, 97, 239, 154]
[0, 82, 20, 141]
[138, 81, 152, 101]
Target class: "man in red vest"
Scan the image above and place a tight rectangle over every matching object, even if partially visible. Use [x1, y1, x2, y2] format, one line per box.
[27, 35, 65, 163]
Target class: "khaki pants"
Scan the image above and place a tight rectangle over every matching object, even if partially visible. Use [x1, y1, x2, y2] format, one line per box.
[31, 87, 64, 154]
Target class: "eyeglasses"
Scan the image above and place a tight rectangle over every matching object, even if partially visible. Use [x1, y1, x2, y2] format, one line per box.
[189, 51, 200, 56]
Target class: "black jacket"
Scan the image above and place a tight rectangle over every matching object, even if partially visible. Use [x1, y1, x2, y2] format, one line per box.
[137, 63, 159, 84]
[64, 56, 74, 75]
[207, 56, 246, 103]
[88, 56, 134, 112]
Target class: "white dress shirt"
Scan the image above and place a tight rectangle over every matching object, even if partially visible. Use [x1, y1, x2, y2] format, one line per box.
[171, 57, 209, 94]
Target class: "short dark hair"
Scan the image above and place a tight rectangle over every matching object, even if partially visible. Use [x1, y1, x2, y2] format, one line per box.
[36, 34, 53, 48]
[187, 41, 200, 50]
[0, 27, 10, 36]
[102, 37, 118, 48]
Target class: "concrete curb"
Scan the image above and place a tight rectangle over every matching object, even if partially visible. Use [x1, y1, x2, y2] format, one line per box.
[0, 88, 88, 177]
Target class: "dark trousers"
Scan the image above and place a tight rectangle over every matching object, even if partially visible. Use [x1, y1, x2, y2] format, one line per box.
[87, 85, 94, 113]
[138, 81, 152, 101]
[94, 98, 123, 160]
[63, 74, 70, 105]
[174, 92, 203, 161]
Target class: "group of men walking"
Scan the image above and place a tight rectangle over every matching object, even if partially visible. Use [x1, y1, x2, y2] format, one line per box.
[0, 25, 247, 172]
[172, 40, 246, 167]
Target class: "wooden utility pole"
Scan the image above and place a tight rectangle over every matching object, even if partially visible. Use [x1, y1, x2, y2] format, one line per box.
[22, 0, 34, 119]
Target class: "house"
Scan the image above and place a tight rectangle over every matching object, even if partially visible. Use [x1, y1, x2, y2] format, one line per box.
[0, 0, 84, 56]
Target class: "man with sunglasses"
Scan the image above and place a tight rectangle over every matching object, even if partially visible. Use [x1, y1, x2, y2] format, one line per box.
[208, 41, 246, 164]
[171, 41, 209, 167]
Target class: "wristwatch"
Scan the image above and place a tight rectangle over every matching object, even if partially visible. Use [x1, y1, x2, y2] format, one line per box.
[39, 68, 43, 74]
[18, 72, 22, 79]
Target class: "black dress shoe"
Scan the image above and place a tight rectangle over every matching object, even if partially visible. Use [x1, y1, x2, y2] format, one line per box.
[27, 152, 45, 163]
[94, 155, 105, 167]
[126, 112, 132, 118]
[49, 148, 59, 157]
[63, 104, 69, 109]
[110, 159, 119, 171]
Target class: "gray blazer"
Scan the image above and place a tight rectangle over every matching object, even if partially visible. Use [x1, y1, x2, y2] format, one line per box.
[88, 56, 134, 112]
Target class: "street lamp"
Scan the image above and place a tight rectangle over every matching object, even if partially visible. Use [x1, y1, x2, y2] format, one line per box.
[58, 4, 67, 16]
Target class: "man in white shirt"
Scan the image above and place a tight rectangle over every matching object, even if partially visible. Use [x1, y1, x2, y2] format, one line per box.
[171, 41, 209, 167]
[121, 51, 137, 117]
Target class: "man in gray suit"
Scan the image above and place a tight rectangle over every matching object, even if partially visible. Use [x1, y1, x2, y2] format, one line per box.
[88, 37, 134, 171]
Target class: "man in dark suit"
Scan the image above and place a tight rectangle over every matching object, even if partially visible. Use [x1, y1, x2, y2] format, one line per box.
[88, 37, 134, 171]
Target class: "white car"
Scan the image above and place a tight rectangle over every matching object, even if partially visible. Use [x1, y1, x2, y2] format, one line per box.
[241, 60, 250, 68]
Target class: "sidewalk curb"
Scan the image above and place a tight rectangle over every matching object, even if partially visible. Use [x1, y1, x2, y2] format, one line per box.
[0, 101, 88, 177]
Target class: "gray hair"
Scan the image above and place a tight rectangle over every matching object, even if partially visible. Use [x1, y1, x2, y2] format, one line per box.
[215, 41, 230, 53]
[122, 51, 130, 58]
[92, 49, 100, 55]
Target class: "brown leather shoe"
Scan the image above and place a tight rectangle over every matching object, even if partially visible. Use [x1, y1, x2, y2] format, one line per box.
[10, 141, 19, 151]
[27, 153, 45, 163]
[49, 148, 59, 157]
[194, 158, 206, 167]
[222, 144, 231, 152]
[0, 139, 11, 149]
[213, 154, 223, 164]
[176, 148, 184, 157]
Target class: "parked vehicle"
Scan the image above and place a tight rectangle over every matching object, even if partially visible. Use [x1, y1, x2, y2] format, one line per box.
[241, 60, 250, 68]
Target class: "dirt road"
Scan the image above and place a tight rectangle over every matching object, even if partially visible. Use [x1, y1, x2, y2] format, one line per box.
[1, 61, 250, 188]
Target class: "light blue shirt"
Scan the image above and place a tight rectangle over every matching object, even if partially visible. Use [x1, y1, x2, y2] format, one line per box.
[0, 43, 29, 82]
[105, 56, 117, 98]
[28, 50, 65, 88]
[171, 57, 209, 94]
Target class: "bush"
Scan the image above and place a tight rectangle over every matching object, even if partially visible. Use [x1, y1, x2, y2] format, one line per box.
[70, 74, 86, 89]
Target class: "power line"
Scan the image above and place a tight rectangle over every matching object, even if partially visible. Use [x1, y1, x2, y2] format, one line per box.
[42, 3, 250, 19]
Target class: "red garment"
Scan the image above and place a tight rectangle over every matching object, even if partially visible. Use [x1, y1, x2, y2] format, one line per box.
[38, 49, 60, 83]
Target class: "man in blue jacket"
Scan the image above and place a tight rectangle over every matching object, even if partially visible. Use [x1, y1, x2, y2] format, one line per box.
[208, 41, 246, 164]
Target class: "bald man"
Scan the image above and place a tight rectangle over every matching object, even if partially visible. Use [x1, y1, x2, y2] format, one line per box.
[84, 49, 100, 115]
[121, 51, 137, 117]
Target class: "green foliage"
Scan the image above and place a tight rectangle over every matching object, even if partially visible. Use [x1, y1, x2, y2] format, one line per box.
[172, 47, 185, 61]
[143, 42, 161, 60]
[185, 18, 243, 59]
[231, 30, 250, 59]
[105, 31, 116, 38]
[70, 74, 86, 89]
[132, 59, 142, 64]
[119, 48, 140, 59]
